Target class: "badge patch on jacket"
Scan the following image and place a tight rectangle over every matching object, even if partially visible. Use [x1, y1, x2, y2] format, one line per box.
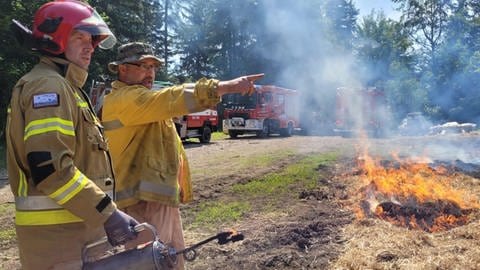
[33, 93, 59, 108]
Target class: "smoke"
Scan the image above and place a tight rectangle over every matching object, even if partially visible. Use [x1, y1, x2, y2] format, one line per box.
[222, 0, 478, 146]
[259, 1, 359, 88]
[429, 39, 480, 125]
[253, 0, 376, 135]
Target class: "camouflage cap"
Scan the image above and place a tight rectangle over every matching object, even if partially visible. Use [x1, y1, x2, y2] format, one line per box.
[108, 42, 163, 73]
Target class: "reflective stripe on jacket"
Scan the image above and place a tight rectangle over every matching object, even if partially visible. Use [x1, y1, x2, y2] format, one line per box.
[14, 190, 114, 225]
[6, 56, 117, 269]
[102, 79, 218, 208]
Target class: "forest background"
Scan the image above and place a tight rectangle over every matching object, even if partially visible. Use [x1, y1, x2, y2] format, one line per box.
[1, 0, 479, 140]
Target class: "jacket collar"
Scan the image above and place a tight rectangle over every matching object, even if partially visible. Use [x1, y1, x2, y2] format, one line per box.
[111, 80, 129, 90]
[40, 56, 88, 88]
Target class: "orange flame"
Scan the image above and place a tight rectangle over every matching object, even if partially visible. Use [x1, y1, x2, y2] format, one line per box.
[357, 149, 479, 232]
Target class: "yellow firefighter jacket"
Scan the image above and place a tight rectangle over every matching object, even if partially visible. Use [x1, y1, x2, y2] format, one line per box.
[6, 56, 117, 269]
[102, 79, 220, 208]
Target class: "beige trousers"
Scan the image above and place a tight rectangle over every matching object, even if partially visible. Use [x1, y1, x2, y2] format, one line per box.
[50, 260, 82, 270]
[124, 201, 186, 270]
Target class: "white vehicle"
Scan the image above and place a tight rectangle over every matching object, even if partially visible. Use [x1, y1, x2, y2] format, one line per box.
[398, 112, 431, 136]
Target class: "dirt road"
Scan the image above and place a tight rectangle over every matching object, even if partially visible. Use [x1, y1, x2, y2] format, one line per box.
[1, 133, 480, 269]
[180, 133, 480, 269]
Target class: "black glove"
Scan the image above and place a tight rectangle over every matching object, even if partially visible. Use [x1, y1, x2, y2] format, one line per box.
[104, 209, 140, 246]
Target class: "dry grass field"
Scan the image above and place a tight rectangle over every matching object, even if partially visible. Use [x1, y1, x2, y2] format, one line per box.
[1, 133, 480, 269]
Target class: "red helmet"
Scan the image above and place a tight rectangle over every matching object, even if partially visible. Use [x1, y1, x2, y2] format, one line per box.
[32, 0, 116, 55]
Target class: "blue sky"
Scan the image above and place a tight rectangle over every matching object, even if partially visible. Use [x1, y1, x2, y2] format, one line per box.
[354, 0, 401, 19]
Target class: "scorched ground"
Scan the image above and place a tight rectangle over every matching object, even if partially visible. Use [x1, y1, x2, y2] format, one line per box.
[1, 134, 480, 269]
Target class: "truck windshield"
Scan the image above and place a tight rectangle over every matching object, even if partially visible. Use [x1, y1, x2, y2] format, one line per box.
[222, 93, 258, 109]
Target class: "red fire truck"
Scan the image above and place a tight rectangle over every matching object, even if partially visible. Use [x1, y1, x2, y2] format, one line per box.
[221, 85, 300, 138]
[173, 109, 218, 143]
[89, 80, 218, 143]
[334, 86, 390, 138]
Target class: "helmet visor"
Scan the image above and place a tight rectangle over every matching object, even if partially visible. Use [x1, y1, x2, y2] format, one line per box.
[75, 9, 116, 49]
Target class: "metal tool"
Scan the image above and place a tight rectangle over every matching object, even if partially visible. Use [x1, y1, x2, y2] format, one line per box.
[82, 223, 244, 270]
[176, 229, 245, 261]
[82, 223, 176, 270]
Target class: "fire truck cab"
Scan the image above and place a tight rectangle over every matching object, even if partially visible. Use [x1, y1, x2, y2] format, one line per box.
[222, 85, 300, 138]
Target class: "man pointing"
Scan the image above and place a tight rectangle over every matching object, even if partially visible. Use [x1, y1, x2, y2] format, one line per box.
[102, 41, 263, 269]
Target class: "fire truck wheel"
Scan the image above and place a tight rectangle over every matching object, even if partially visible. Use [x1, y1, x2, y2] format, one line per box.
[228, 130, 239, 139]
[200, 126, 212, 143]
[280, 122, 294, 137]
[256, 121, 269, 138]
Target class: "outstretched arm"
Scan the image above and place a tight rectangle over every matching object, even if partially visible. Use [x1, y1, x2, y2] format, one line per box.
[217, 73, 265, 96]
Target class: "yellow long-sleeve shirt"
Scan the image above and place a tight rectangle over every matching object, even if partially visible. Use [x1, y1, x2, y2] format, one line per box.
[102, 78, 220, 208]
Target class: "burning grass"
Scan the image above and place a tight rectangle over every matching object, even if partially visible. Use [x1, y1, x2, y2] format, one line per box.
[332, 150, 480, 269]
[374, 200, 472, 232]
[356, 152, 479, 232]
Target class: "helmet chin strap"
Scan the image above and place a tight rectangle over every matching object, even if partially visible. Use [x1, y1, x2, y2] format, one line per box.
[36, 37, 61, 53]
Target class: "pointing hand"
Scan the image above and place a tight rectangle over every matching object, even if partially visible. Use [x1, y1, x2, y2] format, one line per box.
[217, 73, 265, 96]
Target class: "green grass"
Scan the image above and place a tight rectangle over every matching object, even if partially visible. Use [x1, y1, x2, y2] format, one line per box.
[0, 204, 14, 215]
[238, 149, 294, 168]
[189, 148, 294, 176]
[190, 201, 251, 228]
[211, 131, 228, 141]
[0, 228, 16, 244]
[186, 152, 339, 229]
[232, 152, 339, 196]
[0, 204, 16, 245]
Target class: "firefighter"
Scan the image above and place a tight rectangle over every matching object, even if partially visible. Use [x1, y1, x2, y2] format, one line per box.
[6, 1, 139, 269]
[102, 42, 263, 269]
